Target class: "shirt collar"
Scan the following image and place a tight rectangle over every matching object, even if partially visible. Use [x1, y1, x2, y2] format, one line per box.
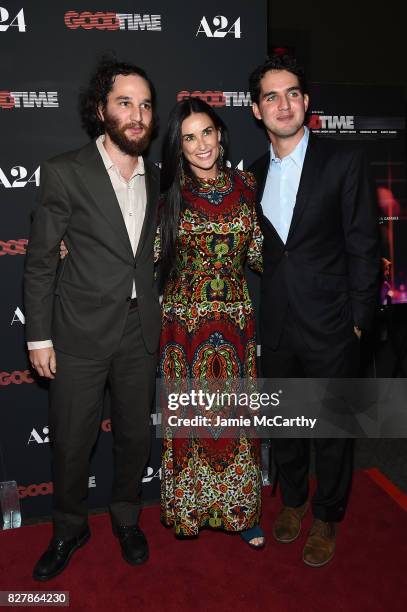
[269, 126, 309, 167]
[96, 134, 145, 178]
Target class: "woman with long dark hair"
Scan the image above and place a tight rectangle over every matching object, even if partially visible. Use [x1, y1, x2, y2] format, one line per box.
[158, 98, 264, 547]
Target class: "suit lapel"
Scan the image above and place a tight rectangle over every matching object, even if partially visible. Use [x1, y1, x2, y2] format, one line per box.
[286, 133, 321, 242]
[74, 141, 134, 260]
[135, 161, 159, 259]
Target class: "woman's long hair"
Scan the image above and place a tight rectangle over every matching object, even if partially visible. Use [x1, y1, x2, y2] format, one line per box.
[159, 98, 230, 287]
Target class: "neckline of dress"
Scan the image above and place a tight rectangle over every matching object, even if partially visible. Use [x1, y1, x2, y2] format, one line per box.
[186, 171, 229, 187]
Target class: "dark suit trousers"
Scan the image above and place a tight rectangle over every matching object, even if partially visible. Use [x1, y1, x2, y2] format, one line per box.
[261, 310, 359, 522]
[49, 306, 157, 538]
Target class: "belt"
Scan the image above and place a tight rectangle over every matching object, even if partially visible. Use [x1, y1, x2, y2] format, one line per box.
[129, 297, 138, 309]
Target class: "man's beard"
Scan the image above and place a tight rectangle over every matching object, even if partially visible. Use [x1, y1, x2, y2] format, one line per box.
[103, 113, 153, 156]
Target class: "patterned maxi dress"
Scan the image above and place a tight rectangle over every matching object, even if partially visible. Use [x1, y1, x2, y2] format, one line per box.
[158, 169, 263, 536]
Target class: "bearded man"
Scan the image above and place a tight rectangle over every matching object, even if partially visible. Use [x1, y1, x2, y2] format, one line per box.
[24, 57, 161, 580]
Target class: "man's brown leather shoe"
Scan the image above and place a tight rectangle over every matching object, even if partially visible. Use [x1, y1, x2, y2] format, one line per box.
[303, 519, 336, 567]
[272, 500, 309, 543]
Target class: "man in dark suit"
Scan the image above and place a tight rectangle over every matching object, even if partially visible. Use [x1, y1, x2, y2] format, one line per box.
[24, 58, 161, 580]
[248, 54, 380, 566]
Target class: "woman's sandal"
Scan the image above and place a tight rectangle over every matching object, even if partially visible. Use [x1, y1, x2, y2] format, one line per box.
[240, 525, 265, 549]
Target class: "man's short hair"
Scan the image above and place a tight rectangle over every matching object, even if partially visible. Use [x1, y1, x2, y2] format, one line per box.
[249, 54, 307, 105]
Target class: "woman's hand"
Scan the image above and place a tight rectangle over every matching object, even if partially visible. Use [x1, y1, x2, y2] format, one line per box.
[60, 240, 68, 260]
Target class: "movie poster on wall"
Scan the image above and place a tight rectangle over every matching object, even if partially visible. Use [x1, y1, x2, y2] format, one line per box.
[307, 83, 407, 305]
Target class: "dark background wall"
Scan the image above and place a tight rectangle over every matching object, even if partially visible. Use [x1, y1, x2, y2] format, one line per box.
[268, 0, 407, 96]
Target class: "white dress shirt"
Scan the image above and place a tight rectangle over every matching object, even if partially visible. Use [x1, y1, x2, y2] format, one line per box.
[27, 135, 147, 350]
[261, 126, 309, 244]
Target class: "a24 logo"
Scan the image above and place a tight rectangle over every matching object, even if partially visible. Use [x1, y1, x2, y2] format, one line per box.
[196, 16, 241, 38]
[0, 7, 25, 32]
[0, 166, 40, 188]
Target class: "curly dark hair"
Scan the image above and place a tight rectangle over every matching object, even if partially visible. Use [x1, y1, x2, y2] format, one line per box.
[79, 54, 157, 138]
[249, 53, 307, 105]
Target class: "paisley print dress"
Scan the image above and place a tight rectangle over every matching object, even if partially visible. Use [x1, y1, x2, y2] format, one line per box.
[158, 169, 263, 536]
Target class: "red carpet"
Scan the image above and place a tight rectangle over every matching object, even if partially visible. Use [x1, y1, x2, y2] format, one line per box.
[1, 469, 406, 612]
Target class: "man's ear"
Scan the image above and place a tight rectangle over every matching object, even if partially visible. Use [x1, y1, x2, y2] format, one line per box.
[303, 94, 309, 113]
[97, 103, 105, 123]
[252, 102, 262, 121]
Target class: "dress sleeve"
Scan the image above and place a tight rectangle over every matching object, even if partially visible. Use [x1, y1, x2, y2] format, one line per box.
[242, 171, 263, 273]
[247, 205, 263, 273]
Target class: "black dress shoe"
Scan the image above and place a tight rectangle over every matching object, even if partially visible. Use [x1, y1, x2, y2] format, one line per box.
[113, 524, 149, 565]
[33, 527, 90, 581]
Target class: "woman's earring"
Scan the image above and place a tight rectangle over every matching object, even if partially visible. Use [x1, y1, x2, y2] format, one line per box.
[218, 143, 225, 169]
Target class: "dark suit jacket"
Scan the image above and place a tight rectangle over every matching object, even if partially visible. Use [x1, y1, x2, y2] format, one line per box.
[249, 133, 381, 351]
[24, 140, 161, 359]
